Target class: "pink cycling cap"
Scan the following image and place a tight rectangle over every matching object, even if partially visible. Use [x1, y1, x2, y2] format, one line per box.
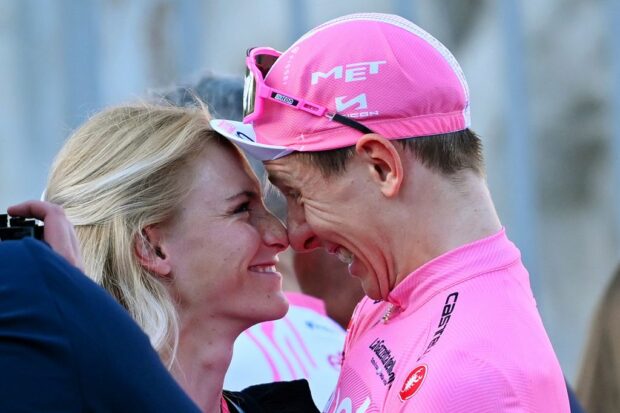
[211, 13, 470, 161]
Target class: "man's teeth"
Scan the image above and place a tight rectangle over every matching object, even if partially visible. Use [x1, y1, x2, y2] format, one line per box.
[336, 247, 354, 264]
[250, 265, 277, 273]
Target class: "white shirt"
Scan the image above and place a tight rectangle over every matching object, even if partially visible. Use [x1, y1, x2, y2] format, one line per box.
[225, 292, 345, 409]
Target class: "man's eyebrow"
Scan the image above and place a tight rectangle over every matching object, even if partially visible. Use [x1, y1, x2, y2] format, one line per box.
[267, 174, 286, 188]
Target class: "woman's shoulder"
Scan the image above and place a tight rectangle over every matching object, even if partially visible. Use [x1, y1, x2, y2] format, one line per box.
[223, 379, 320, 413]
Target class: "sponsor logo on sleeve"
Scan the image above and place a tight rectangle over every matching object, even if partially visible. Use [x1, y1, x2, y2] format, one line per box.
[369, 338, 397, 387]
[419, 292, 459, 359]
[398, 364, 428, 401]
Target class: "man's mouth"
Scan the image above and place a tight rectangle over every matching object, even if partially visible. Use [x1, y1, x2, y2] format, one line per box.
[334, 246, 354, 265]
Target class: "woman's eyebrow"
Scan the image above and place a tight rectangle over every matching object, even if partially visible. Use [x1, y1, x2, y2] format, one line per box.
[225, 190, 257, 202]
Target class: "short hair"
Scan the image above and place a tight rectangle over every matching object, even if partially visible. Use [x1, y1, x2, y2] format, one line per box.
[294, 128, 485, 178]
[46, 103, 220, 366]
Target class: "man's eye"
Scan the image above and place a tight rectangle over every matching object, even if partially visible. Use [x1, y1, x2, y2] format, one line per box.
[233, 202, 251, 214]
[287, 191, 301, 201]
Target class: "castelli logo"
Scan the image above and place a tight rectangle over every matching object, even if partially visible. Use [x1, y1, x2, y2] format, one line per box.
[399, 364, 427, 401]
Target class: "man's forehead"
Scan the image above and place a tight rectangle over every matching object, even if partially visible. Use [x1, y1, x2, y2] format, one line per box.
[263, 156, 304, 187]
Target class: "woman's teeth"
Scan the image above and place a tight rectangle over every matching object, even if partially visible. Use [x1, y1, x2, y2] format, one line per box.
[250, 265, 277, 273]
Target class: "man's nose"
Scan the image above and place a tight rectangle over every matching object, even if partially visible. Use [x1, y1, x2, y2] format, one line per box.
[286, 206, 321, 252]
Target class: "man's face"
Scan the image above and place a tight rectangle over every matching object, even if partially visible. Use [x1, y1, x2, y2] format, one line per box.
[265, 154, 389, 300]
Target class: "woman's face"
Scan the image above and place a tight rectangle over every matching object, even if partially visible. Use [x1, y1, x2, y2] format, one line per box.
[156, 142, 289, 328]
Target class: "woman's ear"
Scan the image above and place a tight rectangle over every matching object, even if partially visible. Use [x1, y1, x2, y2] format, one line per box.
[355, 134, 404, 198]
[134, 225, 172, 277]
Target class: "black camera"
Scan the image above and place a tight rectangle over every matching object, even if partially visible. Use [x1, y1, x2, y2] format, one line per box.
[0, 214, 44, 241]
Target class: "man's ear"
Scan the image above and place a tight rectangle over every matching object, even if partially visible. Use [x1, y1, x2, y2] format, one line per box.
[355, 134, 404, 197]
[134, 225, 172, 277]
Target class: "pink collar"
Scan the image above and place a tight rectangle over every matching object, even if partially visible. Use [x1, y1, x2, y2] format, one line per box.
[386, 229, 521, 311]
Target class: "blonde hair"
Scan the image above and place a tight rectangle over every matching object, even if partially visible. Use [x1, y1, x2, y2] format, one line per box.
[46, 103, 219, 365]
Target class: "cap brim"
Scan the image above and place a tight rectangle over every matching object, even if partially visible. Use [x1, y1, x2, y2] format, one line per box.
[210, 119, 293, 161]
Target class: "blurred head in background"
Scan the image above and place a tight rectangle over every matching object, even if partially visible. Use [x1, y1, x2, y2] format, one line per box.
[577, 263, 620, 412]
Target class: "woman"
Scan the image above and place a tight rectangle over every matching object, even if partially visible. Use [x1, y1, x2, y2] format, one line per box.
[45, 103, 317, 412]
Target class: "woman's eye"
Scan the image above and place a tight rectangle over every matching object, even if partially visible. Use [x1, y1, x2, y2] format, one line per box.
[233, 202, 251, 214]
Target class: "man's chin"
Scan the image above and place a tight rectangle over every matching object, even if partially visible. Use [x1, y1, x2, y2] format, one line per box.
[348, 255, 366, 278]
[348, 260, 384, 300]
[358, 276, 383, 301]
[362, 288, 383, 301]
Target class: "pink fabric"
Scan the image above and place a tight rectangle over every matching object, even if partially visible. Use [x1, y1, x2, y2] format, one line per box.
[324, 230, 570, 412]
[255, 13, 469, 153]
[286, 291, 328, 315]
[210, 13, 471, 161]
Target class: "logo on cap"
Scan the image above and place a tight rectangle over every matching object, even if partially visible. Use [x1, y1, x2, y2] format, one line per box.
[235, 131, 254, 142]
[399, 364, 427, 401]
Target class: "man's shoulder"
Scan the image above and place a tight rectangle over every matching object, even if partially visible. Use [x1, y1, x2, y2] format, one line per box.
[387, 352, 511, 411]
[387, 349, 569, 412]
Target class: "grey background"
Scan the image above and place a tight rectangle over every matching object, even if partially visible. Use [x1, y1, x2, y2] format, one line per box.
[1, 0, 619, 383]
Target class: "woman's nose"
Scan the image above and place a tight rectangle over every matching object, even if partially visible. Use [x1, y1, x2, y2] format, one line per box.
[260, 212, 289, 252]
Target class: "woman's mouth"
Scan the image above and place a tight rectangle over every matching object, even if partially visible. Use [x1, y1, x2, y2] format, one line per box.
[249, 264, 278, 273]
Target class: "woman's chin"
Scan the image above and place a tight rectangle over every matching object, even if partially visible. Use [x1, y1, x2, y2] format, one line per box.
[268, 291, 290, 320]
[243, 291, 290, 325]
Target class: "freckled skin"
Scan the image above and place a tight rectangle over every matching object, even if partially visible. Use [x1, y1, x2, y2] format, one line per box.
[160, 143, 290, 328]
[265, 154, 394, 300]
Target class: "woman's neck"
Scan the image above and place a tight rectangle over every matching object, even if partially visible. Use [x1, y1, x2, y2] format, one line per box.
[170, 317, 241, 413]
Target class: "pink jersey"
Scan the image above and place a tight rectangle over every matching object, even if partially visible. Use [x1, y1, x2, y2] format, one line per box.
[324, 230, 569, 413]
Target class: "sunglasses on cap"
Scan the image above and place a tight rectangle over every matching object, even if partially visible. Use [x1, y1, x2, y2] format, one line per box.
[242, 47, 374, 135]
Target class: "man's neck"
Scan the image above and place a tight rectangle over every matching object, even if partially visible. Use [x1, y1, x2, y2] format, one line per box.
[393, 169, 502, 286]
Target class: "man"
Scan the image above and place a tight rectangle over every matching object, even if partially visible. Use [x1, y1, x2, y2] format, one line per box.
[0, 201, 201, 412]
[211, 13, 570, 412]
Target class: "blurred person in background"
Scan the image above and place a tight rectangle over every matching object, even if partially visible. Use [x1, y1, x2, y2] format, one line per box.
[0, 200, 201, 412]
[576, 264, 620, 413]
[293, 248, 364, 329]
[159, 74, 364, 409]
[212, 13, 570, 412]
[45, 104, 318, 413]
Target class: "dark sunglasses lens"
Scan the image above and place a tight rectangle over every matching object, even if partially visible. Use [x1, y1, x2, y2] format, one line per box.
[254, 54, 278, 78]
[243, 66, 256, 118]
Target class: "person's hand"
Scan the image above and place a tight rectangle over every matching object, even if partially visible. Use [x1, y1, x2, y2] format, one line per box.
[7, 200, 83, 270]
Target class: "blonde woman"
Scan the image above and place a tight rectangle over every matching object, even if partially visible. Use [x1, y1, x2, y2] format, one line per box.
[45, 104, 318, 413]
